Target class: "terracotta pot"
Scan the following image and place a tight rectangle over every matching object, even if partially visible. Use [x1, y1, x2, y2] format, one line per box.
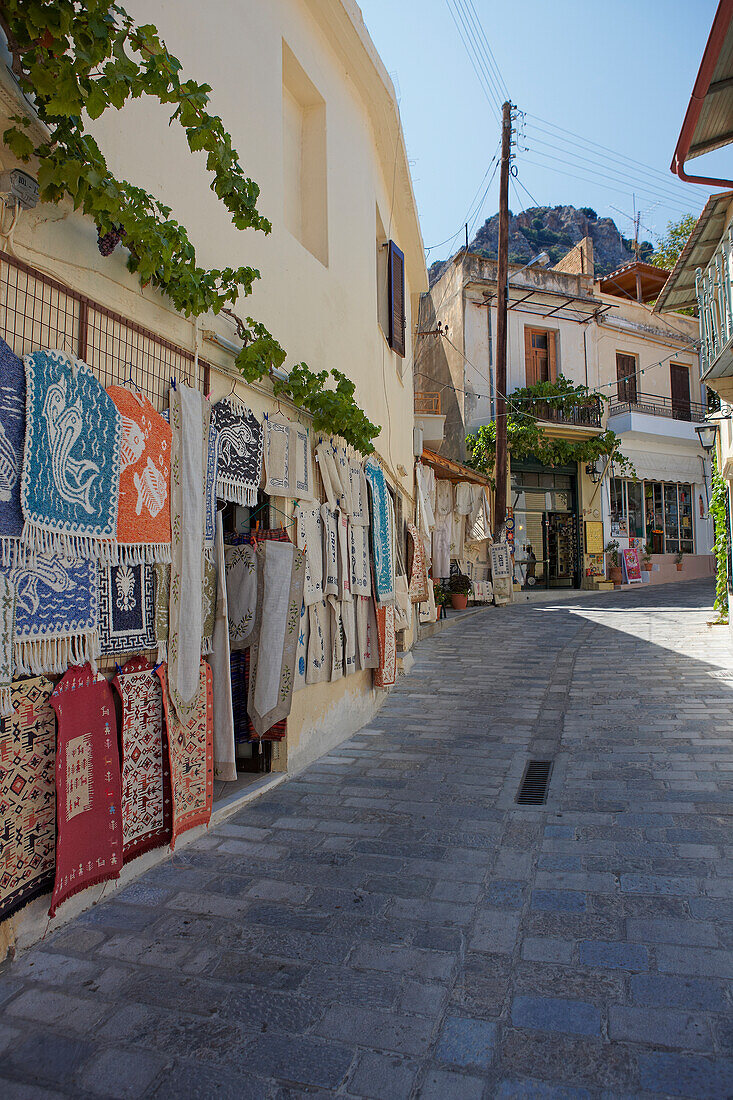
[451, 593, 468, 610]
[676, 562, 683, 571]
[609, 565, 623, 585]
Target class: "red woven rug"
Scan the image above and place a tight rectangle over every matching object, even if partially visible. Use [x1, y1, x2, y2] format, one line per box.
[373, 603, 397, 688]
[49, 664, 123, 917]
[157, 660, 213, 848]
[113, 656, 172, 863]
[0, 675, 56, 921]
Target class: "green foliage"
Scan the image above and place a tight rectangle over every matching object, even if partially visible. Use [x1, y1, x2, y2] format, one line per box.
[711, 451, 729, 622]
[650, 214, 697, 272]
[1, 0, 379, 448]
[604, 539, 620, 567]
[465, 376, 635, 485]
[447, 572, 473, 596]
[579, 207, 597, 220]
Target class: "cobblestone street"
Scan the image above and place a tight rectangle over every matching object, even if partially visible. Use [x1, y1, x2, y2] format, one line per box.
[1, 578, 732, 1098]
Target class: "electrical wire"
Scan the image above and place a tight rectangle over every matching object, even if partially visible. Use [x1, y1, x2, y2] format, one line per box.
[464, 0, 510, 101]
[444, 0, 501, 120]
[424, 142, 500, 254]
[451, 0, 506, 109]
[517, 156, 696, 215]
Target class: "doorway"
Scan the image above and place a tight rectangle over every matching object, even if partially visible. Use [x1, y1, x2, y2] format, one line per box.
[512, 465, 580, 590]
[670, 363, 691, 421]
[547, 512, 577, 587]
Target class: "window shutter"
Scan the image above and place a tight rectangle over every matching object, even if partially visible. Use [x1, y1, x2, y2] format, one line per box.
[388, 241, 406, 358]
[524, 327, 534, 386]
[548, 331, 557, 382]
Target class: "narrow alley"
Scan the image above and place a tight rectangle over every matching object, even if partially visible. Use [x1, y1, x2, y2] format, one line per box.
[1, 578, 731, 1099]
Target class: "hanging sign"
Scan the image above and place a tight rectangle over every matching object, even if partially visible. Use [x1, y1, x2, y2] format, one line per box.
[622, 547, 642, 584]
[584, 520, 604, 555]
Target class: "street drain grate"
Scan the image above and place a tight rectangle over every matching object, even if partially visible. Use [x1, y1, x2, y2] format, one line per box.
[516, 760, 554, 805]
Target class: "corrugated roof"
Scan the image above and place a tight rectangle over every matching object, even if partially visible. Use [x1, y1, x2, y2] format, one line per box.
[654, 191, 733, 312]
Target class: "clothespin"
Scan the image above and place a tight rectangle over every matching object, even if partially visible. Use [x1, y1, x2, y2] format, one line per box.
[115, 662, 123, 675]
[170, 376, 177, 392]
[152, 661, 163, 676]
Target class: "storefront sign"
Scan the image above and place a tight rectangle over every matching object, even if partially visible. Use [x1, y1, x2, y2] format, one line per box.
[584, 521, 604, 555]
[490, 542, 512, 578]
[622, 547, 642, 584]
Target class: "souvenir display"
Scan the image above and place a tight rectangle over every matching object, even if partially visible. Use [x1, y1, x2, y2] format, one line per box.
[98, 562, 156, 656]
[157, 659, 213, 848]
[211, 396, 263, 507]
[364, 457, 395, 605]
[0, 338, 26, 566]
[210, 514, 236, 781]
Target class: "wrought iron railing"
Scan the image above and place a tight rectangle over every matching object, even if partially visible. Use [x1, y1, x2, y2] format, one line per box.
[696, 225, 733, 377]
[414, 391, 441, 414]
[609, 391, 706, 423]
[513, 395, 603, 428]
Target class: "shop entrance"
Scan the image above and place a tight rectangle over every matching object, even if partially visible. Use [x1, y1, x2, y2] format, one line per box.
[512, 465, 580, 590]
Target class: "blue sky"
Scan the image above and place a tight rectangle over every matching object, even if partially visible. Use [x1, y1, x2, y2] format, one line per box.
[358, 0, 723, 262]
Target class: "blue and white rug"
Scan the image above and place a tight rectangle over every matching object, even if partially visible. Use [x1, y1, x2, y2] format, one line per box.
[99, 562, 156, 656]
[0, 338, 26, 566]
[364, 457, 395, 605]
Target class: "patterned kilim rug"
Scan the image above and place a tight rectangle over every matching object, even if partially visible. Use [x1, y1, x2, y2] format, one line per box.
[5, 556, 99, 675]
[364, 457, 395, 605]
[0, 338, 26, 566]
[373, 602, 397, 688]
[0, 574, 15, 716]
[22, 350, 121, 560]
[49, 664, 123, 916]
[407, 521, 429, 603]
[99, 563, 156, 656]
[106, 386, 171, 564]
[112, 656, 172, 863]
[211, 397, 263, 507]
[157, 659, 213, 847]
[247, 539, 305, 737]
[0, 675, 56, 922]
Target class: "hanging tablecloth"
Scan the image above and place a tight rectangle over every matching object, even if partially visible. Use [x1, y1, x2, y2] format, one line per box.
[356, 594, 379, 670]
[158, 659, 213, 847]
[211, 396, 263, 507]
[296, 504, 324, 606]
[168, 384, 207, 723]
[0, 338, 26, 567]
[306, 599, 330, 685]
[106, 386, 171, 564]
[295, 599, 309, 692]
[210, 513, 236, 782]
[0, 675, 56, 922]
[49, 664, 122, 916]
[225, 542, 258, 650]
[112, 656, 172, 863]
[349, 460, 369, 526]
[22, 350, 121, 561]
[349, 523, 371, 598]
[321, 504, 339, 597]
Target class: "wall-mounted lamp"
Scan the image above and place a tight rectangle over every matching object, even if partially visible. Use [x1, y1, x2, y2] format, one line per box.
[694, 421, 719, 453]
[585, 458, 603, 484]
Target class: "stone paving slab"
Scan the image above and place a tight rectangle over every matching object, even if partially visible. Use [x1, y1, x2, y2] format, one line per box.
[1, 578, 732, 1097]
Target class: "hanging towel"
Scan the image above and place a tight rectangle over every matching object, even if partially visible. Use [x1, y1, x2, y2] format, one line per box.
[204, 409, 217, 562]
[158, 659, 213, 847]
[364, 457, 395, 605]
[153, 562, 169, 662]
[49, 664, 123, 916]
[112, 656, 172, 863]
[22, 350, 121, 561]
[321, 504, 339, 597]
[374, 604, 397, 688]
[349, 523, 371, 598]
[415, 462, 435, 534]
[328, 595, 344, 681]
[106, 387, 172, 563]
[211, 396, 263, 507]
[333, 443, 353, 514]
[343, 597, 357, 676]
[0, 338, 26, 566]
[168, 384, 206, 723]
[407, 521, 429, 603]
[293, 422, 314, 500]
[306, 599, 330, 684]
[201, 556, 217, 655]
[419, 572, 438, 624]
[224, 542, 258, 650]
[296, 504, 324, 606]
[337, 509, 351, 601]
[0, 674, 56, 922]
[247, 539, 305, 736]
[315, 442, 340, 508]
[455, 481, 474, 516]
[432, 518, 451, 579]
[5, 556, 99, 675]
[210, 513, 236, 782]
[435, 479, 453, 519]
[295, 599, 309, 692]
[394, 574, 412, 633]
[0, 574, 14, 716]
[98, 562, 156, 656]
[263, 415, 293, 496]
[349, 460, 369, 526]
[355, 593, 379, 670]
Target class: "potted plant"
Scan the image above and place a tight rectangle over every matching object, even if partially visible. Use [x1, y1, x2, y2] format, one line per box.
[641, 540, 653, 583]
[674, 549, 684, 571]
[447, 573, 473, 610]
[433, 579, 449, 619]
[605, 539, 622, 585]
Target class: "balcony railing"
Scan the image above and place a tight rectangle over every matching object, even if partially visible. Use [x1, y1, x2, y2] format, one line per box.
[415, 391, 441, 414]
[512, 395, 603, 428]
[609, 391, 706, 423]
[696, 226, 733, 377]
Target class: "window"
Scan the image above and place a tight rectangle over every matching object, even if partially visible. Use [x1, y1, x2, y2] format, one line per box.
[282, 42, 328, 265]
[612, 478, 696, 553]
[616, 353, 637, 403]
[670, 362, 691, 420]
[388, 241, 406, 358]
[524, 328, 557, 386]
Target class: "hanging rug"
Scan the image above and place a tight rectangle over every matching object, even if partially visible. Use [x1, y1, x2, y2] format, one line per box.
[22, 350, 121, 560]
[202, 555, 217, 655]
[157, 659, 213, 848]
[407, 521, 429, 603]
[205, 408, 217, 560]
[364, 457, 395, 605]
[211, 397, 263, 507]
[106, 386, 172, 564]
[153, 562, 169, 662]
[99, 562, 156, 656]
[4, 556, 99, 675]
[0, 337, 26, 566]
[112, 656, 172, 863]
[49, 663, 123, 916]
[0, 574, 15, 716]
[0, 675, 56, 922]
[373, 602, 397, 689]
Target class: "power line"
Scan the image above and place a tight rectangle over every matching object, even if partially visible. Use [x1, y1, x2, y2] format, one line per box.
[453, 0, 505, 111]
[424, 143, 501, 254]
[444, 0, 501, 119]
[460, 0, 510, 102]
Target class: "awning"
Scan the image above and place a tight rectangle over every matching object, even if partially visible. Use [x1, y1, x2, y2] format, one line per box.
[615, 449, 707, 484]
[421, 448, 490, 486]
[654, 190, 733, 313]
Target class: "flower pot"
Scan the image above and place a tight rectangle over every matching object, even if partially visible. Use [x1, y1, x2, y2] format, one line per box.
[450, 593, 468, 610]
[609, 565, 623, 585]
[676, 563, 683, 571]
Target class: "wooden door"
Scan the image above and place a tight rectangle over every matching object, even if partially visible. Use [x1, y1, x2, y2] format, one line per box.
[525, 329, 556, 386]
[616, 353, 637, 403]
[670, 363, 691, 420]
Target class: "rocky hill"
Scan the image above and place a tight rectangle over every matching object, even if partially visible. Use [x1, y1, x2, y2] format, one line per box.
[429, 205, 653, 283]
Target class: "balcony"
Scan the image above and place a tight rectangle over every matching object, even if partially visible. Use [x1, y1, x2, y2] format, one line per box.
[697, 226, 733, 380]
[513, 395, 603, 429]
[608, 392, 706, 423]
[414, 391, 445, 448]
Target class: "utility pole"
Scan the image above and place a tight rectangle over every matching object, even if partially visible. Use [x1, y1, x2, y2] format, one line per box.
[493, 99, 512, 540]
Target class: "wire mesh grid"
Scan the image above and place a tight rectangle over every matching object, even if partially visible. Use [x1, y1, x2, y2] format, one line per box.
[0, 251, 208, 410]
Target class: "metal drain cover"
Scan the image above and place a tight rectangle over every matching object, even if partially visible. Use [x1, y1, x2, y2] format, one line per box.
[516, 759, 554, 805]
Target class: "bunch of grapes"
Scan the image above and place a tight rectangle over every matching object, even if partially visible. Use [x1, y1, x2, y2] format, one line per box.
[96, 225, 126, 257]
